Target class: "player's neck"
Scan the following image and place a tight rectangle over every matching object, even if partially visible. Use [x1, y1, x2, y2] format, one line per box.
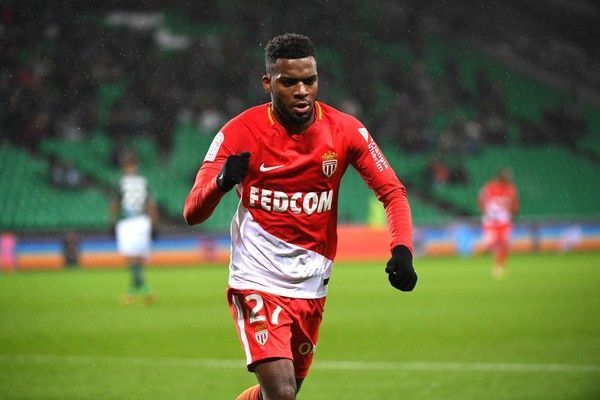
[272, 109, 315, 135]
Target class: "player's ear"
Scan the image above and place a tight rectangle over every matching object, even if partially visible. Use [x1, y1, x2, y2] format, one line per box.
[262, 74, 272, 93]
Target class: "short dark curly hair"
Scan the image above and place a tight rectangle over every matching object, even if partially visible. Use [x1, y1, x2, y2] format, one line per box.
[264, 33, 316, 73]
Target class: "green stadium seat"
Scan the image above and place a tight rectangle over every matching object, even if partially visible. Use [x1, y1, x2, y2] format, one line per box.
[427, 145, 600, 220]
[0, 143, 110, 231]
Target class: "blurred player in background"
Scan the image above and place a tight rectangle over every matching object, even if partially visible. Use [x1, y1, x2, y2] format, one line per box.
[110, 150, 159, 304]
[62, 230, 80, 268]
[184, 33, 417, 400]
[478, 168, 519, 279]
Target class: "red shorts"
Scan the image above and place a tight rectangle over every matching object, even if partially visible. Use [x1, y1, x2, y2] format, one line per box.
[483, 223, 512, 246]
[227, 287, 326, 378]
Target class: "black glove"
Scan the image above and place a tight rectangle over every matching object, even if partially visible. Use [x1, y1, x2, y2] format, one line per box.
[110, 223, 116, 238]
[151, 227, 158, 241]
[385, 245, 417, 292]
[217, 152, 250, 192]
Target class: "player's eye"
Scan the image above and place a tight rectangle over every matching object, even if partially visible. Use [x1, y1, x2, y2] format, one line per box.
[280, 78, 298, 87]
[303, 76, 317, 85]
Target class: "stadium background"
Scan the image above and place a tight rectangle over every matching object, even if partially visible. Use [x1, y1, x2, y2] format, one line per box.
[1, 0, 599, 268]
[1, 1, 600, 399]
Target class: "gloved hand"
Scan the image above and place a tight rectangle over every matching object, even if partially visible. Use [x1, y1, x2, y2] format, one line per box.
[151, 227, 158, 241]
[385, 245, 417, 291]
[217, 152, 251, 192]
[110, 223, 116, 238]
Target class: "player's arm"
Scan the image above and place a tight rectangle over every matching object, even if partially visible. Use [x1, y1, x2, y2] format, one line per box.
[511, 186, 520, 215]
[183, 129, 250, 225]
[146, 196, 160, 239]
[372, 176, 417, 292]
[374, 181, 413, 253]
[109, 193, 120, 237]
[183, 165, 226, 225]
[147, 198, 159, 226]
[477, 186, 486, 213]
[109, 199, 119, 224]
[349, 124, 416, 291]
[183, 159, 248, 225]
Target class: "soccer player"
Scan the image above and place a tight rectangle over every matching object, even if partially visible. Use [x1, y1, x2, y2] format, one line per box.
[110, 151, 159, 304]
[183, 33, 417, 400]
[478, 168, 519, 279]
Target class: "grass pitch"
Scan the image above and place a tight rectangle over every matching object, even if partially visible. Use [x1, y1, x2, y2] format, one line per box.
[1, 252, 599, 399]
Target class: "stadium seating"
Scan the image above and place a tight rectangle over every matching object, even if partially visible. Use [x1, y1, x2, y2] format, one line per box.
[36, 121, 239, 232]
[0, 143, 109, 231]
[430, 145, 600, 219]
[3, 6, 599, 234]
[579, 106, 600, 159]
[40, 133, 118, 185]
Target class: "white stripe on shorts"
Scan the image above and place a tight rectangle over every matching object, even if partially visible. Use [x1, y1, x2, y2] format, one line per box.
[232, 294, 252, 365]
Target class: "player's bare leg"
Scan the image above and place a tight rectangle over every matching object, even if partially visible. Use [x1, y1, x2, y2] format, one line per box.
[254, 358, 300, 400]
[492, 240, 508, 279]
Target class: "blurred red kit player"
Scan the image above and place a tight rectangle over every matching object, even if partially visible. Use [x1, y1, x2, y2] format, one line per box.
[478, 169, 519, 278]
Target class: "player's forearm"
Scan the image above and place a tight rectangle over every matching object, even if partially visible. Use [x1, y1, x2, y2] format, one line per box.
[378, 183, 413, 253]
[109, 201, 119, 224]
[183, 167, 226, 225]
[147, 201, 160, 225]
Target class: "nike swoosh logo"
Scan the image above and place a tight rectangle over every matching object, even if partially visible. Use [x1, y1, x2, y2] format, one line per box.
[259, 163, 284, 172]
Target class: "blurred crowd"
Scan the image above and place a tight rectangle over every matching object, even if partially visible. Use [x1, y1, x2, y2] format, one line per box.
[1, 1, 595, 186]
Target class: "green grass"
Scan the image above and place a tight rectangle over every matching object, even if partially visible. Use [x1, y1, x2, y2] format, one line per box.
[1, 252, 599, 399]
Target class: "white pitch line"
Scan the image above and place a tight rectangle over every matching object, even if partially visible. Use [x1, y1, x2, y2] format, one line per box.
[315, 360, 600, 373]
[1, 354, 599, 373]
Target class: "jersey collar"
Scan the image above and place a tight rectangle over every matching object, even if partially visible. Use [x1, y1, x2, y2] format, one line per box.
[267, 101, 323, 127]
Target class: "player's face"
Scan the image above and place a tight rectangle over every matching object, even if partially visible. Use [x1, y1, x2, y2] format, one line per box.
[263, 56, 318, 131]
[122, 162, 138, 175]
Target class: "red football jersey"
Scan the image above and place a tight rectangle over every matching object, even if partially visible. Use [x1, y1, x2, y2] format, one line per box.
[478, 179, 519, 226]
[184, 101, 412, 298]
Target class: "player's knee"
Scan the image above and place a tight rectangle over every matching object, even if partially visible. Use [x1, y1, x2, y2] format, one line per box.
[261, 383, 296, 400]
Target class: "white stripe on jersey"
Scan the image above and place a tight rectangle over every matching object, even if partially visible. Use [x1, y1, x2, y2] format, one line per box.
[228, 204, 333, 299]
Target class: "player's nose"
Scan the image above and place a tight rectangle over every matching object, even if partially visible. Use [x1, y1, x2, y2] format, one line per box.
[295, 82, 309, 97]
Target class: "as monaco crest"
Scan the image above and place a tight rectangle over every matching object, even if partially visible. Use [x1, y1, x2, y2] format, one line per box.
[254, 322, 269, 346]
[255, 329, 269, 346]
[322, 151, 338, 178]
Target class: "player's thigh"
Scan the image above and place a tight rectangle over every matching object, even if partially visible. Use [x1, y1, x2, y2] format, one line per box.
[289, 297, 325, 378]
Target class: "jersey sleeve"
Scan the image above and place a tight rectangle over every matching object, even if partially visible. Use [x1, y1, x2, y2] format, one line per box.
[510, 183, 520, 214]
[347, 120, 413, 253]
[478, 183, 489, 212]
[183, 120, 245, 225]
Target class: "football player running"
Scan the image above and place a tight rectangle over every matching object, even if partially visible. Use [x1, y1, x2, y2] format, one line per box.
[478, 168, 519, 279]
[184, 33, 417, 400]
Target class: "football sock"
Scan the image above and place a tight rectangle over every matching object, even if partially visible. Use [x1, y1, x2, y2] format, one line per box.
[130, 263, 144, 290]
[234, 384, 260, 400]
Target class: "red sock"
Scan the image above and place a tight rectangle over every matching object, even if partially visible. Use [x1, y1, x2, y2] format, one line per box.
[235, 385, 260, 400]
